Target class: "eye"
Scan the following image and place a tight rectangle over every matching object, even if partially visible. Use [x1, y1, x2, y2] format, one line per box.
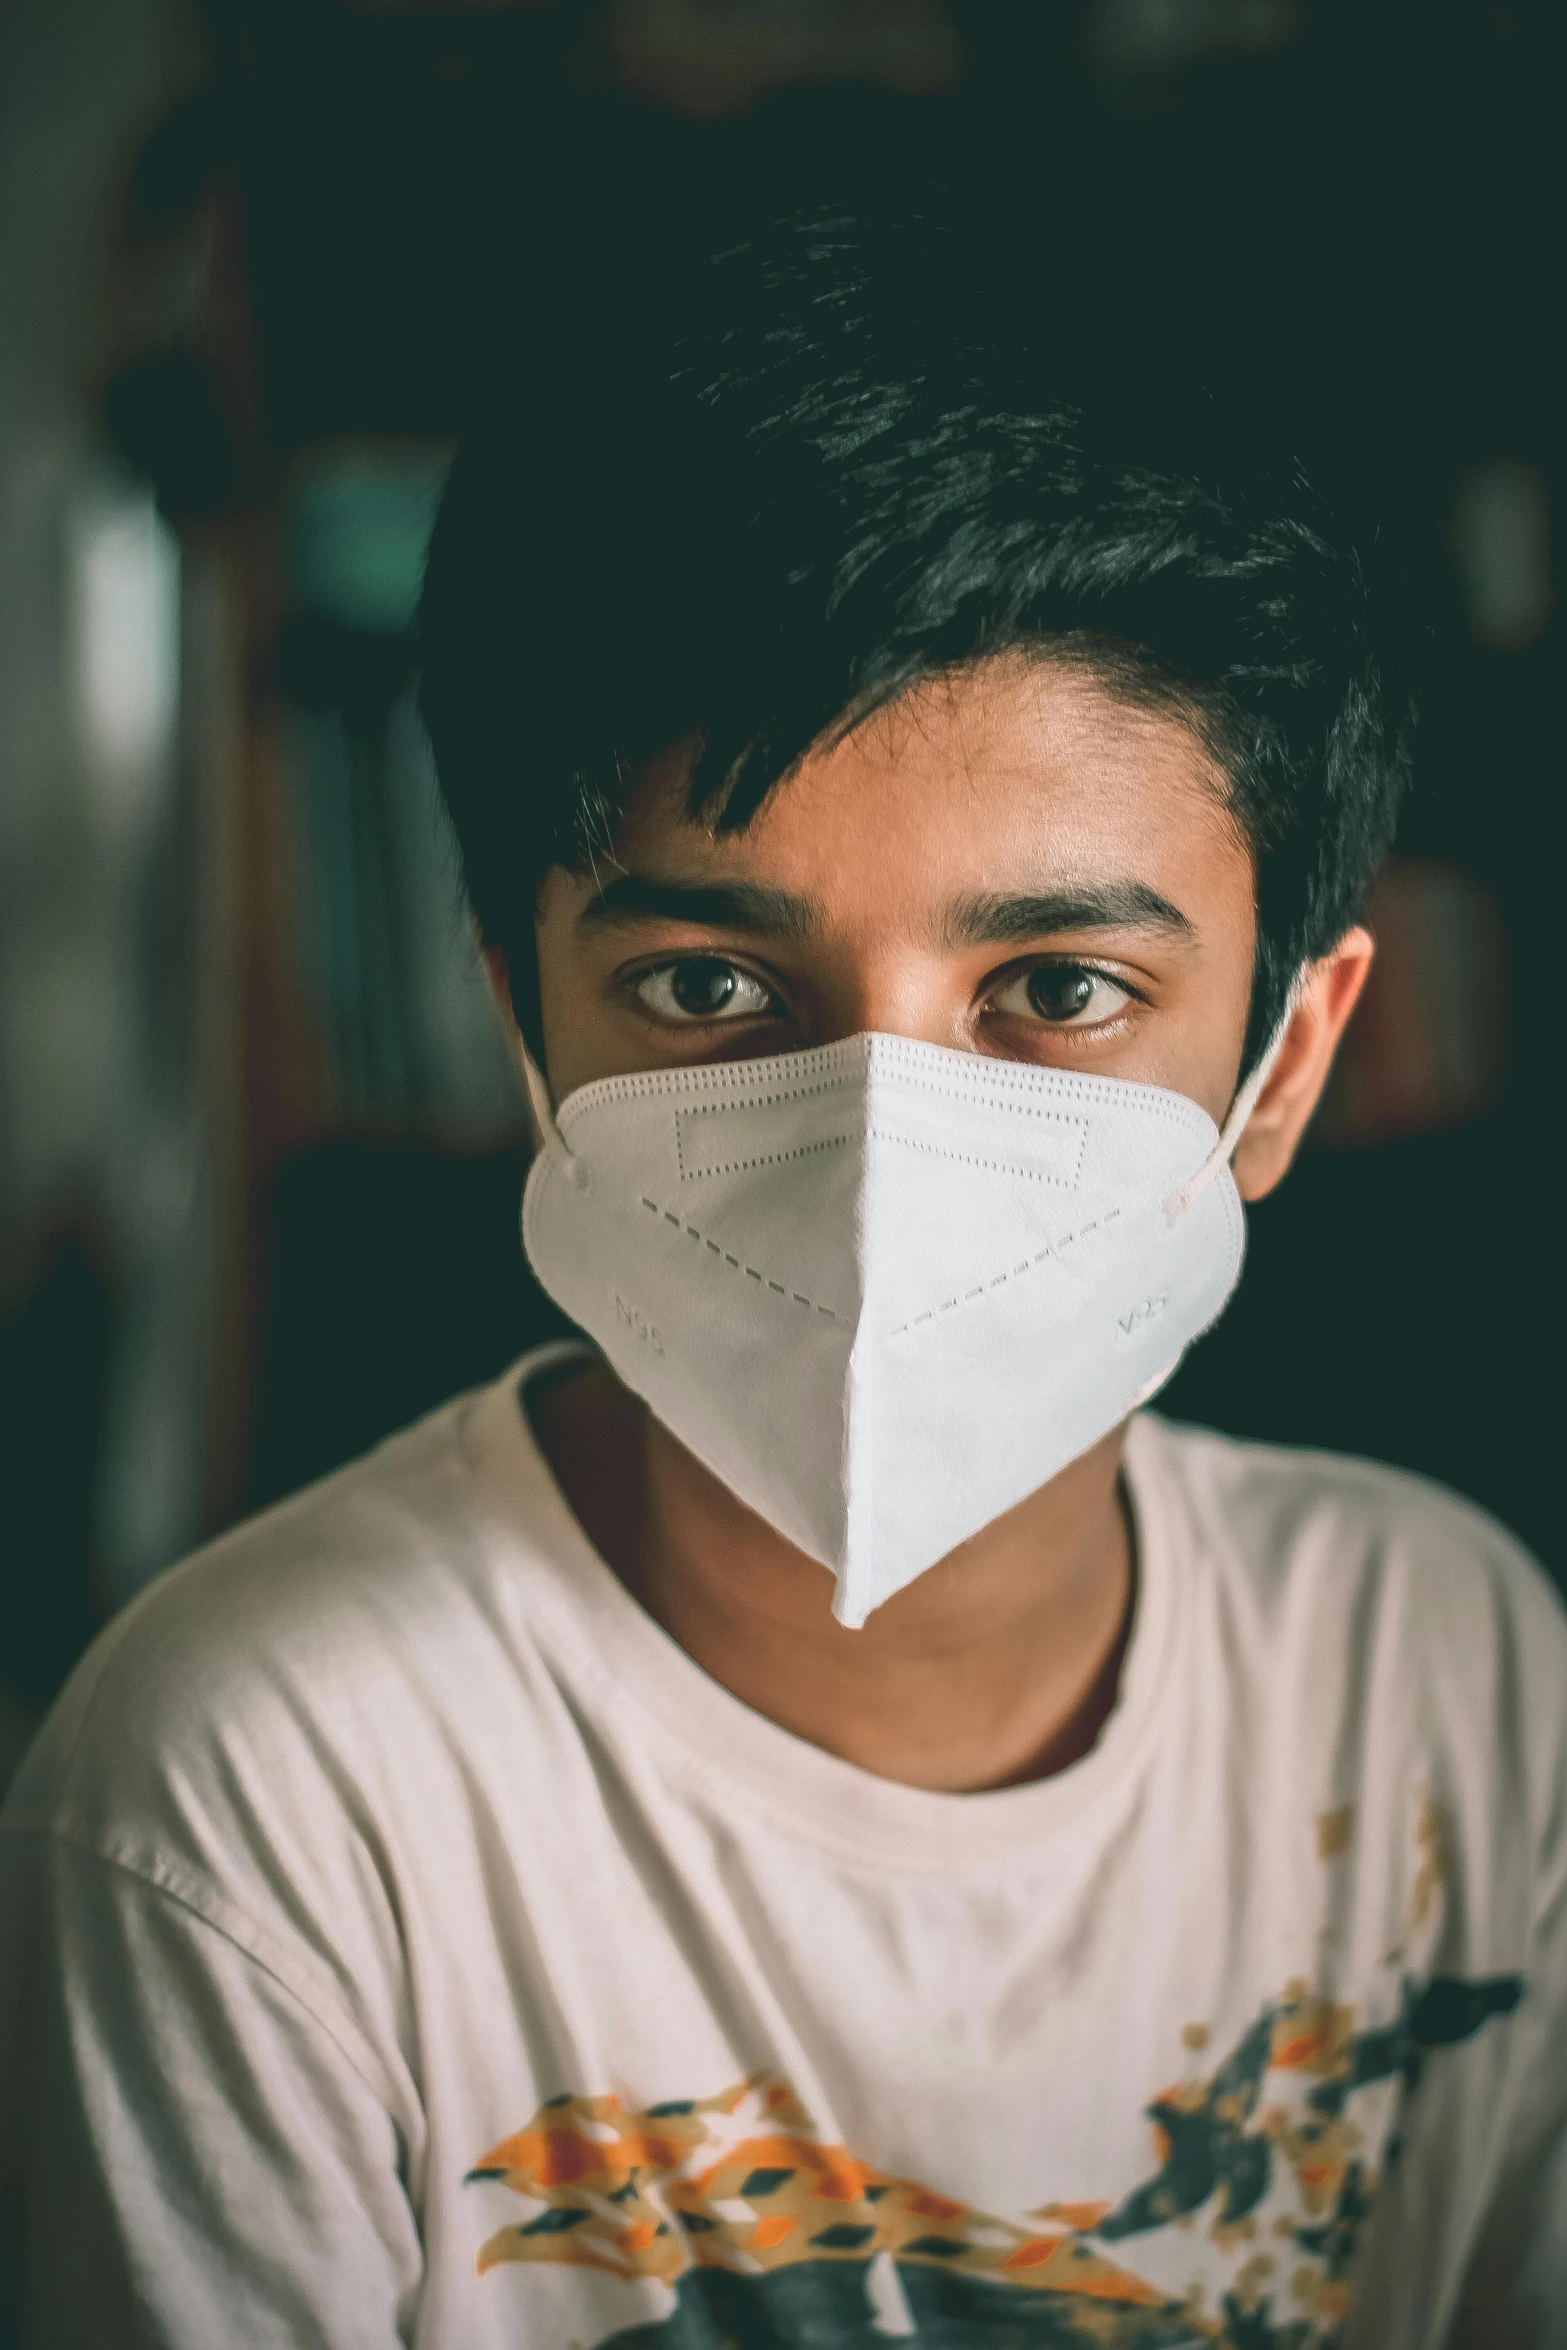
[629, 957, 781, 1025]
[988, 962, 1135, 1028]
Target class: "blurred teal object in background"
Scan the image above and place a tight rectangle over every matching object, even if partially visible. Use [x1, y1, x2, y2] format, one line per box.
[287, 444, 453, 634]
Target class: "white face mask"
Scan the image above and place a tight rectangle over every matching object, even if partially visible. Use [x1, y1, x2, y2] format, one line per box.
[520, 1020, 1291, 1627]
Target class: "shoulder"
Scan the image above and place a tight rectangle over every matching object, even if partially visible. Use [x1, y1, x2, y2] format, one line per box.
[1136, 1414, 1567, 1852]
[1, 1365, 564, 1898]
[1138, 1413, 1557, 1635]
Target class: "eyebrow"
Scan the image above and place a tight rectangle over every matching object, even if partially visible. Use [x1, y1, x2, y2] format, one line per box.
[578, 873, 821, 940]
[942, 884, 1195, 946]
[576, 871, 1193, 948]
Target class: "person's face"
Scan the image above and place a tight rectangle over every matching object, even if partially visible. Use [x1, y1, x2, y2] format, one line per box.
[522, 654, 1371, 1201]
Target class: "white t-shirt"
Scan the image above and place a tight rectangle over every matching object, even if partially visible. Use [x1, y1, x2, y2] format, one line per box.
[3, 1348, 1565, 2350]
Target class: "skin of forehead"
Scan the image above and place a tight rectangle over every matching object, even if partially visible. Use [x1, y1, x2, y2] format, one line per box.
[618, 655, 1251, 914]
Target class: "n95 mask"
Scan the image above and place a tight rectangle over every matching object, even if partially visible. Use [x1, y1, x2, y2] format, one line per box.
[521, 1029, 1282, 1628]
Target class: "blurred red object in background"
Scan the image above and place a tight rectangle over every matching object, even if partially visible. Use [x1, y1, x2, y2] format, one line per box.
[1315, 858, 1509, 1149]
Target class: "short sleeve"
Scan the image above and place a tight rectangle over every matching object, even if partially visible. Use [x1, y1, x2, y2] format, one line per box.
[1444, 1808, 1567, 2348]
[1, 1829, 424, 2349]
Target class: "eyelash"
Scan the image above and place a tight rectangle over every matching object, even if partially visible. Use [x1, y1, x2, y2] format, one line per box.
[986, 961, 1142, 1030]
[626, 958, 783, 1025]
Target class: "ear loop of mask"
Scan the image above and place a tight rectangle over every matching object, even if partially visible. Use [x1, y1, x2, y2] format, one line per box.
[1161, 972, 1305, 1228]
[517, 1045, 558, 1145]
[513, 1042, 592, 1189]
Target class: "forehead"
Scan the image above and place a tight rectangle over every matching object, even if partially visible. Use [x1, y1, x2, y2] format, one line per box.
[613, 654, 1252, 925]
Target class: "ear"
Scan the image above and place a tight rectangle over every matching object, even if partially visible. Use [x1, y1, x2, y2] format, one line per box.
[1231, 927, 1376, 1202]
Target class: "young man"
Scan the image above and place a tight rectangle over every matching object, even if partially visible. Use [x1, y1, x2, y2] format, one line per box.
[3, 222, 1564, 2349]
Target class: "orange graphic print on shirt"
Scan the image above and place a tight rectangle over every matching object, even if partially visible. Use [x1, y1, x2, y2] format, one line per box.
[465, 1970, 1523, 2347]
[469, 2071, 1159, 2307]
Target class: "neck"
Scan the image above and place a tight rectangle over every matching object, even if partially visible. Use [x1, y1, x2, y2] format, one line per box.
[530, 1359, 1134, 1794]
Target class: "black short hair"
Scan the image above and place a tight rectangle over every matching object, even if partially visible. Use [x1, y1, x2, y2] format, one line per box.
[420, 213, 1412, 1072]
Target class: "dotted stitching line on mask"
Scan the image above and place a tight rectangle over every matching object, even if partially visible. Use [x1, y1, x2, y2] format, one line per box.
[867, 1052, 1207, 1130]
[674, 1107, 1088, 1186]
[867, 1123, 1086, 1188]
[675, 1124, 852, 1184]
[886, 1204, 1124, 1338]
[639, 1196, 846, 1322]
[673, 1082, 1081, 1123]
[560, 1043, 1215, 1144]
[670, 1077, 856, 1111]
[862, 1037, 1215, 1141]
[642, 1072, 862, 1117]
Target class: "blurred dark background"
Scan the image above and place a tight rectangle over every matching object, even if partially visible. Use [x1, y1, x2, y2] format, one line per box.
[1, 0, 1560, 1786]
